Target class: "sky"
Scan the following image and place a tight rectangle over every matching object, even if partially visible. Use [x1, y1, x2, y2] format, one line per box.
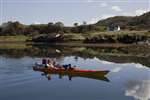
[0, 0, 150, 26]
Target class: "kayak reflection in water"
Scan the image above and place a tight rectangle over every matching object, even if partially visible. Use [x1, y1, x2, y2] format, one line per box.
[41, 73, 51, 80]
[39, 71, 109, 82]
[42, 72, 73, 81]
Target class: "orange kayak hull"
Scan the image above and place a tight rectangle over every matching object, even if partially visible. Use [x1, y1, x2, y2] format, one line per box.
[33, 66, 109, 76]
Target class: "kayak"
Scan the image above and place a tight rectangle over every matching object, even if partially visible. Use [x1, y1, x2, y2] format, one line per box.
[33, 66, 109, 77]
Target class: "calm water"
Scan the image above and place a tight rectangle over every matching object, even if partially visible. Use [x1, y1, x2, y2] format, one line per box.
[0, 44, 150, 100]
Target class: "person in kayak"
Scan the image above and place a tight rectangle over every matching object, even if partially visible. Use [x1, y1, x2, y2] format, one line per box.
[42, 58, 47, 67]
[63, 64, 72, 70]
[41, 58, 54, 68]
[47, 59, 55, 68]
[62, 65, 68, 70]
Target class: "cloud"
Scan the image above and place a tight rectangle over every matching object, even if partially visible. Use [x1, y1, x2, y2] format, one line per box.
[122, 9, 147, 16]
[125, 80, 150, 100]
[135, 9, 147, 15]
[122, 12, 134, 16]
[89, 17, 99, 24]
[134, 64, 145, 69]
[33, 21, 41, 24]
[111, 67, 121, 72]
[101, 14, 115, 19]
[100, 2, 108, 7]
[100, 60, 113, 65]
[85, 0, 94, 3]
[111, 6, 122, 12]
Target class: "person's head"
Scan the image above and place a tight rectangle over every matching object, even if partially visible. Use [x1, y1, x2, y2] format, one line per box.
[68, 64, 71, 67]
[48, 59, 52, 63]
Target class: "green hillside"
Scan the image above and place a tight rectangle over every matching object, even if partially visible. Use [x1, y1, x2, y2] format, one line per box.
[96, 11, 150, 30]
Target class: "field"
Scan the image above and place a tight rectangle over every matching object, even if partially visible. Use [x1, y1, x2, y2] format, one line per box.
[0, 35, 31, 42]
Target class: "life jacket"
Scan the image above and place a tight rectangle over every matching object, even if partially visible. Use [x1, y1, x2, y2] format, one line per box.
[42, 59, 47, 64]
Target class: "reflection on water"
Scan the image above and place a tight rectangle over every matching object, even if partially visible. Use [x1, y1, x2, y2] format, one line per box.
[0, 43, 149, 67]
[33, 69, 109, 82]
[125, 80, 150, 100]
[0, 43, 150, 100]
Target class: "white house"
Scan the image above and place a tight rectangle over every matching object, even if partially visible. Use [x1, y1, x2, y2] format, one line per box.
[107, 25, 121, 31]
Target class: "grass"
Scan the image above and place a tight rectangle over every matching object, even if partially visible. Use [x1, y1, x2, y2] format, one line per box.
[0, 35, 31, 42]
[63, 33, 85, 41]
[0, 30, 149, 43]
[0, 43, 32, 49]
[62, 31, 147, 41]
[86, 30, 150, 37]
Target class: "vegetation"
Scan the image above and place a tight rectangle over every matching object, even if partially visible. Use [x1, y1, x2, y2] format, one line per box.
[96, 11, 150, 30]
[0, 11, 150, 44]
[0, 35, 30, 42]
[0, 43, 149, 67]
[84, 31, 150, 44]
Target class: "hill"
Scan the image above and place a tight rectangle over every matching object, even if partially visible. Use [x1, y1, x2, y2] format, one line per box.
[96, 11, 150, 29]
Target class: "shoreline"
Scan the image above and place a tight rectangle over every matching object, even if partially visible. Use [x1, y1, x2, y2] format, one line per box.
[0, 42, 149, 48]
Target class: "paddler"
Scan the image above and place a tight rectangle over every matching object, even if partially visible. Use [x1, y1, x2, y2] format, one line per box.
[42, 58, 47, 67]
[47, 59, 55, 68]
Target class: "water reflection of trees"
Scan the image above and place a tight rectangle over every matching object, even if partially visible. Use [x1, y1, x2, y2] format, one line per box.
[0, 44, 149, 67]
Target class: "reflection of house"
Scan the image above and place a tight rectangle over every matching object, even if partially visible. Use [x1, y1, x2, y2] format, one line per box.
[146, 38, 150, 45]
[136, 38, 150, 45]
[107, 24, 120, 31]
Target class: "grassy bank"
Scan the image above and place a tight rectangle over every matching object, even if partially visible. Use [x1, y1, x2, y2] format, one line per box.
[31, 30, 150, 44]
[0, 35, 31, 42]
[84, 31, 150, 44]
[0, 31, 150, 44]
[86, 30, 150, 36]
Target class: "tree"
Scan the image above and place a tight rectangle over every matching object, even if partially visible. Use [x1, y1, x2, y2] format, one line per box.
[74, 23, 78, 27]
[83, 21, 87, 25]
[0, 27, 2, 33]
[1, 21, 26, 35]
[30, 31, 39, 37]
[55, 22, 64, 27]
[48, 22, 54, 26]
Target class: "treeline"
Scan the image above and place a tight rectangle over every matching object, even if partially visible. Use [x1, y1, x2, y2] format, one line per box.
[0, 11, 150, 44]
[84, 34, 150, 44]
[0, 21, 103, 36]
[0, 11, 150, 36]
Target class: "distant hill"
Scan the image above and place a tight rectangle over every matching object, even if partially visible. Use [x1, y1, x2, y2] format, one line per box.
[96, 11, 150, 29]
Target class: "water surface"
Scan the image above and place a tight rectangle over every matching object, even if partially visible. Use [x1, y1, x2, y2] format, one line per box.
[0, 44, 149, 100]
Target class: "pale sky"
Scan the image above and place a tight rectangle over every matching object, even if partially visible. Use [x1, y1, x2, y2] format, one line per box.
[0, 0, 150, 26]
